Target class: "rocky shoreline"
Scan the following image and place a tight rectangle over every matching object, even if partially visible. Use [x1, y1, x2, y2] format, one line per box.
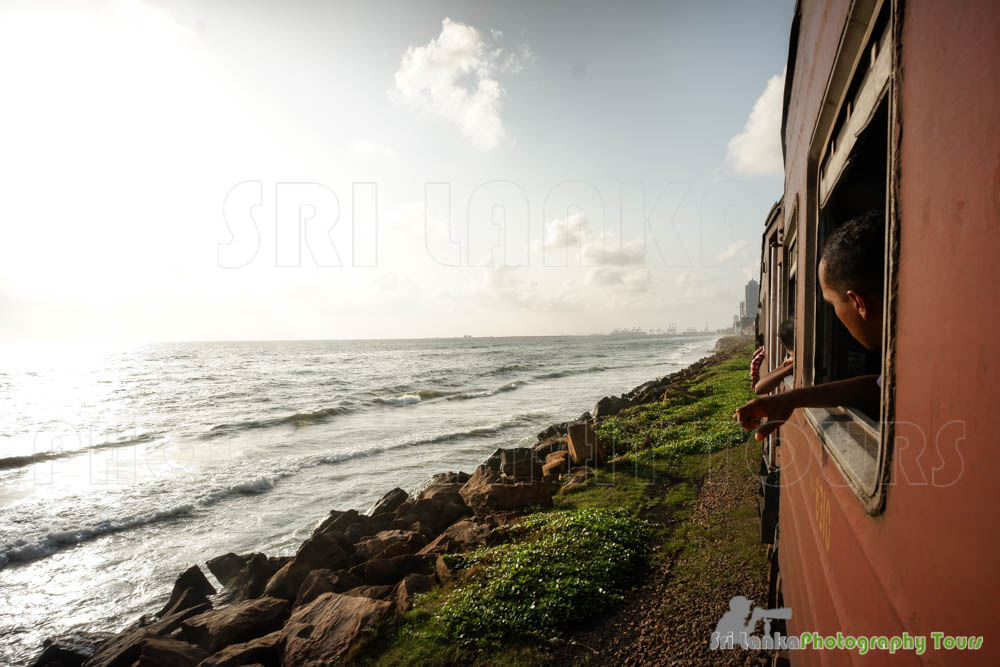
[28, 337, 745, 667]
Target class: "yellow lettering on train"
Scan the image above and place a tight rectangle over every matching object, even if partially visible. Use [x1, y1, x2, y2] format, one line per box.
[811, 475, 831, 550]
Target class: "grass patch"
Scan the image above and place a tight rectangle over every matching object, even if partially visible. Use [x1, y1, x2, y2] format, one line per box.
[438, 509, 651, 648]
[357, 509, 650, 665]
[596, 350, 753, 461]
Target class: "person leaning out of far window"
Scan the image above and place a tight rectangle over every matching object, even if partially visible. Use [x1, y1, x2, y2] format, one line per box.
[750, 334, 765, 387]
[753, 319, 795, 395]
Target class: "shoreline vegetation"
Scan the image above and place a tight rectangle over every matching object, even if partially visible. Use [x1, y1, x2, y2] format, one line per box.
[29, 336, 770, 667]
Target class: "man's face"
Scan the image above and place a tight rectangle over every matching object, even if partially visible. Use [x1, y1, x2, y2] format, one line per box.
[818, 259, 882, 350]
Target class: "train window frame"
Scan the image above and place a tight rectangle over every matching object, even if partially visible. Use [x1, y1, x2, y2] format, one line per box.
[784, 205, 797, 356]
[800, 0, 899, 515]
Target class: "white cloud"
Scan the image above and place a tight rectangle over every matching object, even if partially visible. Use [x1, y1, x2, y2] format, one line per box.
[587, 266, 622, 286]
[392, 17, 529, 150]
[716, 238, 750, 262]
[541, 213, 588, 251]
[588, 266, 649, 291]
[726, 69, 785, 176]
[538, 214, 646, 268]
[582, 235, 646, 267]
[536, 214, 650, 293]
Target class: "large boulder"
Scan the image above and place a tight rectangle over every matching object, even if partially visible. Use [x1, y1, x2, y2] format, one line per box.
[263, 533, 348, 601]
[156, 587, 212, 621]
[178, 597, 289, 654]
[459, 464, 552, 514]
[205, 553, 247, 588]
[366, 488, 409, 517]
[83, 631, 147, 667]
[482, 448, 504, 473]
[593, 394, 628, 419]
[355, 529, 427, 561]
[458, 464, 499, 513]
[414, 482, 465, 505]
[392, 573, 434, 613]
[566, 421, 606, 465]
[434, 555, 458, 584]
[343, 584, 394, 600]
[128, 636, 209, 667]
[392, 497, 469, 536]
[491, 480, 552, 509]
[542, 450, 571, 480]
[155, 566, 215, 618]
[313, 509, 361, 537]
[427, 471, 471, 485]
[500, 448, 543, 481]
[626, 379, 662, 405]
[83, 632, 206, 667]
[217, 553, 290, 602]
[351, 553, 433, 586]
[418, 519, 492, 556]
[533, 435, 567, 460]
[295, 569, 364, 607]
[196, 630, 284, 667]
[29, 631, 113, 667]
[84, 636, 207, 667]
[343, 522, 374, 547]
[79, 603, 212, 667]
[281, 593, 393, 665]
[536, 422, 569, 441]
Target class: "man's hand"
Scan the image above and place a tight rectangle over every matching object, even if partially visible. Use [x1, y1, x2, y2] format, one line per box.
[733, 395, 793, 440]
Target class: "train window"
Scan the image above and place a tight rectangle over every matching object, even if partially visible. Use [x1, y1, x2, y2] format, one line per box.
[784, 210, 797, 352]
[801, 2, 895, 513]
[816, 96, 887, 402]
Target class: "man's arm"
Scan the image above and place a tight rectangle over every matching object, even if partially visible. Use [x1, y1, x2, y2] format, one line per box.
[734, 375, 880, 440]
[753, 358, 794, 395]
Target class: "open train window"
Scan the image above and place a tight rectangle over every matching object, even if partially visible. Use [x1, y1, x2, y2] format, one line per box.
[816, 96, 887, 405]
[802, 2, 895, 514]
[784, 209, 797, 356]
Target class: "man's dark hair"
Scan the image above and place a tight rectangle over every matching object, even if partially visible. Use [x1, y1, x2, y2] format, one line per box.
[756, 333, 764, 346]
[778, 318, 794, 350]
[820, 211, 885, 296]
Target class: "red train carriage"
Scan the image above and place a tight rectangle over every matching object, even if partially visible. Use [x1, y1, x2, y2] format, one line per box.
[757, 0, 1000, 664]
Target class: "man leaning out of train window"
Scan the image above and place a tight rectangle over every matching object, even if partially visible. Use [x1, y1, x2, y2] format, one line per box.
[753, 318, 794, 395]
[734, 213, 883, 440]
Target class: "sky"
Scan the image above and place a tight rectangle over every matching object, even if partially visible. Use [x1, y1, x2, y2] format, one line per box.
[0, 0, 792, 343]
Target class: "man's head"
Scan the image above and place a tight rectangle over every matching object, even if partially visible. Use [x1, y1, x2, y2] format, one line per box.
[778, 318, 794, 351]
[818, 211, 885, 350]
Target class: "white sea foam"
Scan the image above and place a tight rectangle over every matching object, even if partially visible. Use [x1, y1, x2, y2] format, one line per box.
[377, 394, 422, 406]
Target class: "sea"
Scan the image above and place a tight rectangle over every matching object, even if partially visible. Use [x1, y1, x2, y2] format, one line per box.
[0, 333, 718, 664]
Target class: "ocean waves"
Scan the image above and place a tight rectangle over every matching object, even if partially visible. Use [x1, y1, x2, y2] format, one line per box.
[0, 412, 542, 569]
[202, 404, 360, 438]
[533, 364, 622, 380]
[0, 432, 162, 472]
[448, 381, 523, 400]
[0, 471, 280, 569]
[202, 380, 532, 439]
